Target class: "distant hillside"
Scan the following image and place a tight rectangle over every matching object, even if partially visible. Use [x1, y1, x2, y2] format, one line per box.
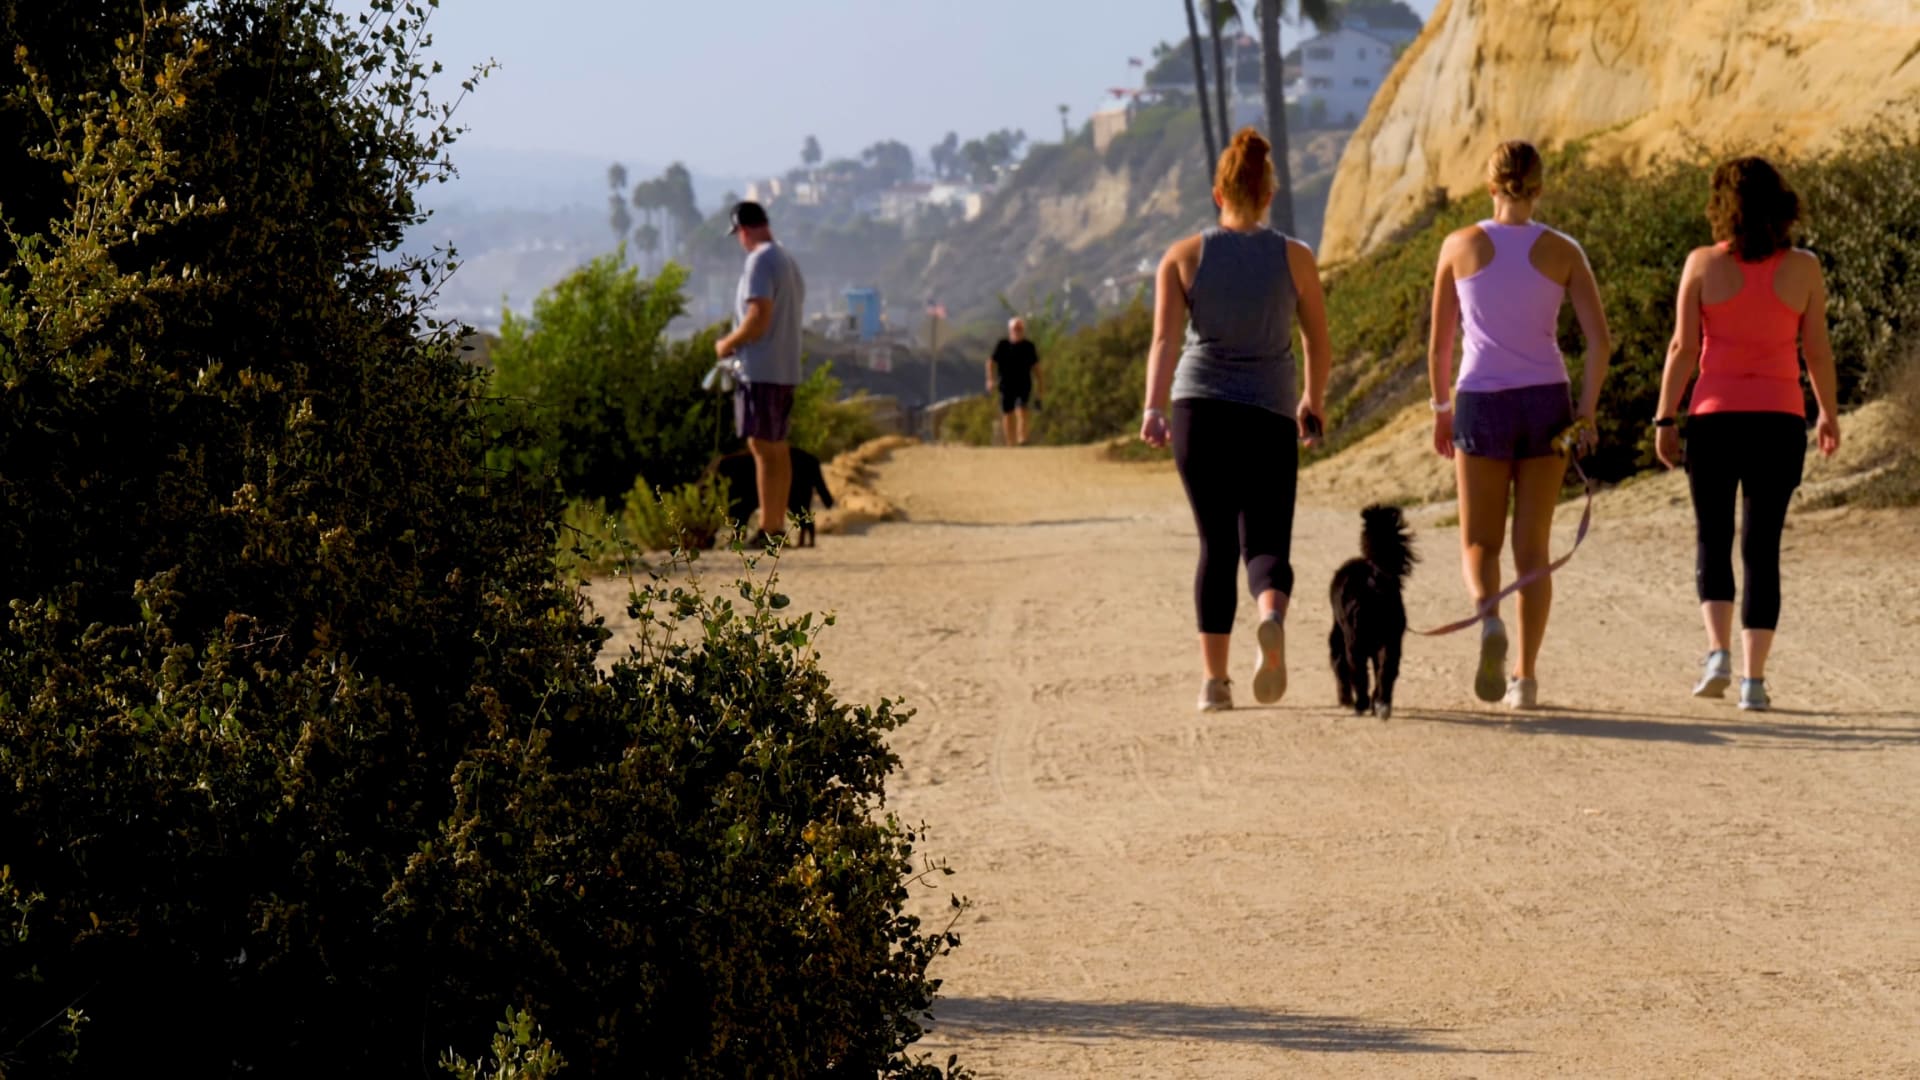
[897, 105, 1350, 326]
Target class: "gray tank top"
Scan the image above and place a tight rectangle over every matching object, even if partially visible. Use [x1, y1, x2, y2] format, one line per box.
[1171, 227, 1300, 415]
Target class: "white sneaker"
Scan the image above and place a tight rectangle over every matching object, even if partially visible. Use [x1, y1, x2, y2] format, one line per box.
[1503, 676, 1537, 711]
[1198, 677, 1234, 713]
[1475, 616, 1509, 703]
[1693, 649, 1733, 698]
[1252, 616, 1287, 704]
[1738, 678, 1771, 712]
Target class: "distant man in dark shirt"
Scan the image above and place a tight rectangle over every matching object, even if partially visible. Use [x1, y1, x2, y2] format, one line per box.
[987, 317, 1043, 446]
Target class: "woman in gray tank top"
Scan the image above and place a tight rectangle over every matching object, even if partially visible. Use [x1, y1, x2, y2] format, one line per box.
[1140, 127, 1333, 713]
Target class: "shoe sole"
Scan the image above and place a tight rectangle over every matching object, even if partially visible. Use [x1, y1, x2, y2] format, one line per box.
[1198, 699, 1233, 713]
[1693, 673, 1732, 699]
[1738, 700, 1770, 712]
[1474, 625, 1508, 703]
[1253, 619, 1287, 704]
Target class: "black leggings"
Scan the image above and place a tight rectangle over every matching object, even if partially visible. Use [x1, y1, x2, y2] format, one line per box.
[1171, 399, 1298, 634]
[1685, 412, 1806, 631]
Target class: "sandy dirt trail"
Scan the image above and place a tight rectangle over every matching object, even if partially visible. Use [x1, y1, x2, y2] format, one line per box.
[595, 444, 1920, 1078]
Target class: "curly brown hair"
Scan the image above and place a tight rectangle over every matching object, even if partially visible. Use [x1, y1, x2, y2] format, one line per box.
[1215, 126, 1276, 220]
[1708, 157, 1800, 261]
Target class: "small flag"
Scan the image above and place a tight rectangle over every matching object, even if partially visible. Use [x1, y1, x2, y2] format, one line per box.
[1128, 56, 1145, 67]
[925, 300, 947, 321]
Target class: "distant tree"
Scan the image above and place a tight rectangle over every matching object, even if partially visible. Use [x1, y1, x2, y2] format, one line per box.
[608, 162, 633, 247]
[1058, 103, 1071, 142]
[860, 139, 915, 187]
[959, 129, 1026, 185]
[929, 131, 960, 180]
[1210, 1, 1242, 150]
[1263, 0, 1337, 232]
[1182, 0, 1220, 175]
[802, 134, 822, 168]
[633, 223, 662, 266]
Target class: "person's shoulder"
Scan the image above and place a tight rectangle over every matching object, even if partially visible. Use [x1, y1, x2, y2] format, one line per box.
[1443, 223, 1487, 247]
[1163, 233, 1204, 262]
[1783, 247, 1822, 270]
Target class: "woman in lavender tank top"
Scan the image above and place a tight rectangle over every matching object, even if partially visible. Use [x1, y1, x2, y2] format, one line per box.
[1426, 141, 1613, 710]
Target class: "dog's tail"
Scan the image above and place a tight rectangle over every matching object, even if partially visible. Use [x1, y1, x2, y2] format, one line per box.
[1359, 503, 1417, 582]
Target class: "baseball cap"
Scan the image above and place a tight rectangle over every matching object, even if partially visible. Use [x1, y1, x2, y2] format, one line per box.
[726, 200, 769, 235]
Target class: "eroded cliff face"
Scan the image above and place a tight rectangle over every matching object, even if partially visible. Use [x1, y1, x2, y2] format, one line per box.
[1322, 0, 1920, 262]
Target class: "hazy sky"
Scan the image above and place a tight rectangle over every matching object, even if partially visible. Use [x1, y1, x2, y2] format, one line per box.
[421, 0, 1438, 182]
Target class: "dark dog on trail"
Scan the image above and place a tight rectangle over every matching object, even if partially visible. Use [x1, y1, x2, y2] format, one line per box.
[709, 447, 835, 547]
[1328, 504, 1417, 719]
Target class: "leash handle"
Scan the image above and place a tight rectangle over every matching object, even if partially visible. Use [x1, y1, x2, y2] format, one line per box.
[1415, 457, 1595, 637]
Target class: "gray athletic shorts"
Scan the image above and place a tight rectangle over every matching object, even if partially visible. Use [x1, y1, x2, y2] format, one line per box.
[734, 381, 795, 443]
[1453, 383, 1572, 461]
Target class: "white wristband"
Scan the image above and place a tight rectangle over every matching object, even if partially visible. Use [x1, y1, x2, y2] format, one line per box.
[1429, 399, 1453, 414]
[1144, 406, 1166, 419]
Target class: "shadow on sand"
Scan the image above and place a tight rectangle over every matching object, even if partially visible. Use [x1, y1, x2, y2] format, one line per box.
[1400, 705, 1920, 748]
[924, 996, 1515, 1055]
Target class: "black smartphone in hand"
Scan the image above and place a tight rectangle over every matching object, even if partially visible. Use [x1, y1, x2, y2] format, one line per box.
[1301, 411, 1323, 441]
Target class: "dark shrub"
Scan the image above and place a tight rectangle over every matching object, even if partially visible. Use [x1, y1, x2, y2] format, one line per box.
[0, 4, 960, 1075]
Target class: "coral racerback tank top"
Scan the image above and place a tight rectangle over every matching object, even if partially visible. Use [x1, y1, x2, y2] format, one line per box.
[1693, 244, 1806, 417]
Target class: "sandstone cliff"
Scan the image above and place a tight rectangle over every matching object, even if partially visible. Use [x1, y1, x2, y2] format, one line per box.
[1322, 0, 1920, 262]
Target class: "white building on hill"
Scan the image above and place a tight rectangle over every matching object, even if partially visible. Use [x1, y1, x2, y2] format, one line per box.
[1286, 26, 1398, 127]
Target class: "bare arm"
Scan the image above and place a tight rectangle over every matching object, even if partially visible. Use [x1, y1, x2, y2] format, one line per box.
[1800, 254, 1842, 456]
[985, 351, 996, 391]
[1139, 247, 1189, 446]
[1563, 240, 1612, 422]
[716, 297, 772, 357]
[1426, 237, 1461, 406]
[1653, 250, 1706, 468]
[1288, 240, 1331, 444]
[1427, 237, 1461, 458]
[1656, 251, 1706, 421]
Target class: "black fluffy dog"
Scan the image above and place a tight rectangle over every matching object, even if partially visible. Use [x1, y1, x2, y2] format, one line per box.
[710, 447, 836, 547]
[1328, 504, 1417, 719]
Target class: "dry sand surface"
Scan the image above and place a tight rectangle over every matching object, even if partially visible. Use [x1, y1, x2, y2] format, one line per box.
[592, 441, 1920, 1078]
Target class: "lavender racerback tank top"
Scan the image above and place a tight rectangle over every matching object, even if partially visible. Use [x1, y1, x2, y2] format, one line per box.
[1455, 220, 1570, 393]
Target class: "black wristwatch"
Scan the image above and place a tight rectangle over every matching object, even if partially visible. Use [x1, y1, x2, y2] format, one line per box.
[1652, 416, 1678, 429]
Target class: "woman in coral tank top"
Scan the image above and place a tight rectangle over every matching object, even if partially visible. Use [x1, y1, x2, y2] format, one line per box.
[1654, 157, 1842, 712]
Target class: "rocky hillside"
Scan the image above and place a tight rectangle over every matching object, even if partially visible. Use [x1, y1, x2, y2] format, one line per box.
[1322, 0, 1920, 262]
[901, 107, 1350, 325]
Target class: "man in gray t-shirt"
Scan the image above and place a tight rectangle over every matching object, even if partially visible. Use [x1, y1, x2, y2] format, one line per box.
[715, 200, 807, 545]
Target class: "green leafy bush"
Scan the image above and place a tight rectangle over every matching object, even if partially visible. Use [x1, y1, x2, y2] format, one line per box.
[489, 255, 731, 501]
[621, 472, 735, 552]
[0, 5, 961, 1075]
[791, 363, 884, 461]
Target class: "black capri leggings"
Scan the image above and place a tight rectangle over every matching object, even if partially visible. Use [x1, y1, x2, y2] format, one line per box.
[1685, 411, 1806, 631]
[1171, 398, 1298, 634]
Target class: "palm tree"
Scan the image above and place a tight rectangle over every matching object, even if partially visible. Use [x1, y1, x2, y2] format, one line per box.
[1208, 1, 1239, 151]
[1259, 0, 1334, 235]
[607, 162, 632, 249]
[1182, 0, 1219, 174]
[1058, 103, 1071, 143]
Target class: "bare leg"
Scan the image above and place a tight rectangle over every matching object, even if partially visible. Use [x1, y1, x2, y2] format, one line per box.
[747, 437, 792, 537]
[999, 411, 1014, 446]
[1200, 633, 1230, 680]
[1702, 601, 1734, 654]
[1509, 453, 1569, 680]
[1013, 406, 1030, 446]
[1455, 453, 1514, 612]
[1742, 629, 1775, 680]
